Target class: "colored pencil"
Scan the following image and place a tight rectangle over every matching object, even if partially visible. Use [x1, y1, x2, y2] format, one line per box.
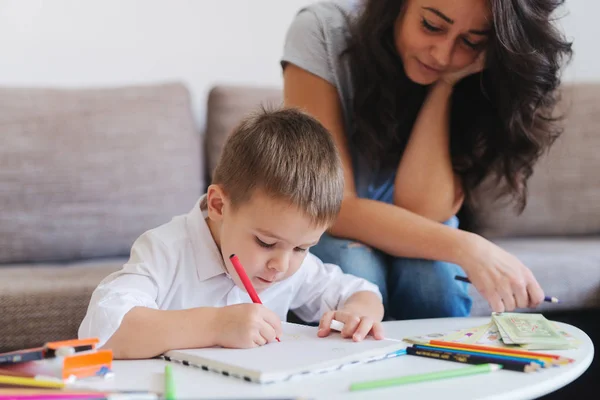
[0, 375, 64, 389]
[350, 363, 502, 391]
[429, 340, 573, 363]
[454, 276, 560, 303]
[0, 389, 158, 400]
[419, 342, 558, 364]
[406, 346, 540, 373]
[163, 365, 176, 400]
[413, 344, 550, 367]
[229, 254, 280, 342]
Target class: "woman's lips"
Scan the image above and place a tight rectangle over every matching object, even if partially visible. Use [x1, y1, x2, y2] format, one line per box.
[418, 59, 442, 73]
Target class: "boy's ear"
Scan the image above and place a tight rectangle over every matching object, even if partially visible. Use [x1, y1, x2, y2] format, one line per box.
[206, 184, 229, 222]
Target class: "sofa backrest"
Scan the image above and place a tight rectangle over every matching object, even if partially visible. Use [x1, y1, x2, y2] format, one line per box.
[203, 83, 600, 239]
[471, 83, 600, 238]
[0, 83, 203, 264]
[204, 85, 284, 182]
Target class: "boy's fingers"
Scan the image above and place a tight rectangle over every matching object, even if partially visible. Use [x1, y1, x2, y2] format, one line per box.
[352, 318, 373, 341]
[318, 311, 335, 337]
[259, 323, 277, 344]
[262, 308, 283, 336]
[371, 322, 385, 340]
[341, 316, 361, 338]
[254, 333, 267, 347]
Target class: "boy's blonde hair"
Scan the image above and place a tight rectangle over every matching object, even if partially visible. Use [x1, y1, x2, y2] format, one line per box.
[212, 107, 344, 227]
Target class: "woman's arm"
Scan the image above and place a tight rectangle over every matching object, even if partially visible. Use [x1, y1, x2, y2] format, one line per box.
[283, 64, 469, 260]
[283, 64, 545, 313]
[394, 81, 464, 222]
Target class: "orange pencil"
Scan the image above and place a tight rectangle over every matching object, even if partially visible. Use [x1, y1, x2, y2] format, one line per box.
[429, 341, 573, 363]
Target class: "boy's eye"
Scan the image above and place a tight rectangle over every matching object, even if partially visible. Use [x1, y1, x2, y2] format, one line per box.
[421, 18, 442, 33]
[294, 247, 307, 253]
[255, 237, 275, 248]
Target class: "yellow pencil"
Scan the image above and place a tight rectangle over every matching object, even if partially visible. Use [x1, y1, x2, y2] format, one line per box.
[0, 374, 65, 389]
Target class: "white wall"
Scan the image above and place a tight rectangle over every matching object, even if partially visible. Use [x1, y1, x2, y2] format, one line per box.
[0, 0, 312, 129]
[558, 1, 600, 83]
[0, 0, 597, 130]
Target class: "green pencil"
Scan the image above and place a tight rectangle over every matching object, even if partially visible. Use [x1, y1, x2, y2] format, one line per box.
[350, 363, 503, 391]
[164, 364, 176, 400]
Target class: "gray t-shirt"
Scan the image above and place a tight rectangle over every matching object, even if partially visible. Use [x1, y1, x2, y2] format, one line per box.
[281, 0, 395, 202]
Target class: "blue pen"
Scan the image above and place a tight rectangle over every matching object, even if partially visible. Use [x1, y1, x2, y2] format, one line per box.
[413, 344, 550, 367]
[387, 349, 408, 358]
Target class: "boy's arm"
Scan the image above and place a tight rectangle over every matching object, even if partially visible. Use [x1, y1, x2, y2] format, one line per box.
[290, 254, 383, 323]
[79, 232, 217, 358]
[102, 306, 219, 359]
[338, 291, 384, 322]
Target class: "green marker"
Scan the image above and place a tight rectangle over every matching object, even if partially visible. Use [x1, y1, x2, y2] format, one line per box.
[164, 364, 176, 400]
[350, 363, 502, 391]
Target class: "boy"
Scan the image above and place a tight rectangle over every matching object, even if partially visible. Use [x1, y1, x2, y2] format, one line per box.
[79, 108, 384, 359]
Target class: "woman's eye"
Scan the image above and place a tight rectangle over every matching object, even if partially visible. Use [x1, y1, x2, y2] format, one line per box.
[255, 237, 275, 248]
[421, 18, 442, 32]
[294, 247, 307, 253]
[462, 37, 483, 50]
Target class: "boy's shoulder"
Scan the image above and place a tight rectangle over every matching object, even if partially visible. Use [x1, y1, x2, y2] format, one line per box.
[136, 213, 191, 253]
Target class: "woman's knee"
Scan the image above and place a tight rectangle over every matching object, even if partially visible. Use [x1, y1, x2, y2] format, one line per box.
[388, 258, 472, 319]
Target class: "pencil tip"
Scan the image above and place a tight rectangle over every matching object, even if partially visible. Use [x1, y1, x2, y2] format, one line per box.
[229, 254, 236, 259]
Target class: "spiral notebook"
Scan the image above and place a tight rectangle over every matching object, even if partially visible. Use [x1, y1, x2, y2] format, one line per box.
[162, 322, 406, 384]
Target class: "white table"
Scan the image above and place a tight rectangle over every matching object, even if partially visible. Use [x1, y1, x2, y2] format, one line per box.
[81, 317, 594, 400]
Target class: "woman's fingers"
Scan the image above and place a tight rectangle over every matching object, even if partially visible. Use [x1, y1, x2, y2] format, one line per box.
[526, 274, 545, 308]
[512, 277, 530, 309]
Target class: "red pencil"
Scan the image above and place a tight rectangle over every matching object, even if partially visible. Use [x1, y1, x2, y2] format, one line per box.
[229, 254, 280, 342]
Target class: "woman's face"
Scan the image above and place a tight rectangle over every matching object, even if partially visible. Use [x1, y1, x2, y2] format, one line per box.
[395, 0, 491, 85]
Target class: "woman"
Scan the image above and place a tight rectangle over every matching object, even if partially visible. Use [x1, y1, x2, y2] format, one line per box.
[281, 0, 572, 319]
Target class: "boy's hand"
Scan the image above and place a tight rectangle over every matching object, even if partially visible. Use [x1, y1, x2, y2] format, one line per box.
[317, 310, 384, 342]
[213, 304, 282, 348]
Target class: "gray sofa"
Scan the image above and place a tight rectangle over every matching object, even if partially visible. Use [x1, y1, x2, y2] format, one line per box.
[1, 82, 599, 352]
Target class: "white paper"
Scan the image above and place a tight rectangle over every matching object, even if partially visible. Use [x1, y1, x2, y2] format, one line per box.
[164, 322, 406, 383]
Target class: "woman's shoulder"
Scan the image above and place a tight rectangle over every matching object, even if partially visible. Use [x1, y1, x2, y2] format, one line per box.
[291, 0, 357, 39]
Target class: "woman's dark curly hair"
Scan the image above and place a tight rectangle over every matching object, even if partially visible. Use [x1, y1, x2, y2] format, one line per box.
[346, 0, 573, 211]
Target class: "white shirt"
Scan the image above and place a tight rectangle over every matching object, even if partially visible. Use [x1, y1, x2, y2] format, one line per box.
[79, 197, 381, 347]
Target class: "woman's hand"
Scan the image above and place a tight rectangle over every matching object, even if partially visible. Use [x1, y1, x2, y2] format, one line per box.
[461, 234, 545, 312]
[440, 52, 486, 87]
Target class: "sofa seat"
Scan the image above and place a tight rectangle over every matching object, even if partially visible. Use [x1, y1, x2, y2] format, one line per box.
[0, 259, 123, 352]
[470, 237, 600, 316]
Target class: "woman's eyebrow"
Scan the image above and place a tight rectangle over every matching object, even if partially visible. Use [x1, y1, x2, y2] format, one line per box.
[423, 7, 491, 35]
[423, 7, 453, 23]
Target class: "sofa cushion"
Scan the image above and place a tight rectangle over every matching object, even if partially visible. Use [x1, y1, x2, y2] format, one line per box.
[0, 259, 123, 352]
[205, 85, 283, 182]
[469, 237, 600, 316]
[0, 83, 202, 263]
[470, 83, 600, 238]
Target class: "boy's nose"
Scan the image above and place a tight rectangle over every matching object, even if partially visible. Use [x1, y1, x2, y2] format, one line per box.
[267, 253, 289, 273]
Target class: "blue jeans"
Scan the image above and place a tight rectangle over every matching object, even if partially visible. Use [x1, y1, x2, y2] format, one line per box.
[310, 216, 472, 320]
